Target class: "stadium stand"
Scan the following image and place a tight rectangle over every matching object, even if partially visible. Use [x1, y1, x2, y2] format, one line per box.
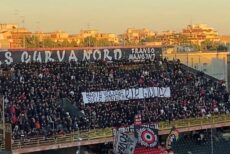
[172, 129, 230, 154]
[0, 53, 230, 153]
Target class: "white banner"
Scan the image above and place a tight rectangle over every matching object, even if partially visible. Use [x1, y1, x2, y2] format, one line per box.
[114, 132, 137, 154]
[82, 87, 171, 104]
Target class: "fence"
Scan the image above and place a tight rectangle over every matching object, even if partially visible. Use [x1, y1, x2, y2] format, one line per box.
[11, 114, 230, 150]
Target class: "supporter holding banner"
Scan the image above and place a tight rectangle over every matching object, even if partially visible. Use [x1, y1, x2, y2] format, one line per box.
[114, 131, 137, 154]
[82, 87, 171, 104]
[113, 125, 163, 154]
[166, 127, 179, 150]
[113, 124, 159, 137]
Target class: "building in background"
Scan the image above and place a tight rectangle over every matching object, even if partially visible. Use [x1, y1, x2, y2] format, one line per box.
[68, 34, 81, 46]
[33, 32, 52, 41]
[96, 33, 119, 45]
[0, 24, 17, 48]
[79, 29, 98, 38]
[124, 28, 156, 45]
[182, 24, 220, 45]
[0, 33, 10, 48]
[50, 31, 69, 42]
[156, 31, 182, 46]
[0, 23, 226, 48]
[0, 24, 32, 48]
[220, 35, 230, 46]
[10, 28, 32, 48]
[0, 24, 18, 32]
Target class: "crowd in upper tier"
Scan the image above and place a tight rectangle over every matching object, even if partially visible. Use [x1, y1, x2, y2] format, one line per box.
[0, 58, 229, 139]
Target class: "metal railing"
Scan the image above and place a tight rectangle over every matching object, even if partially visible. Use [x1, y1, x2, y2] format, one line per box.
[11, 114, 230, 150]
[159, 114, 230, 130]
[11, 128, 113, 150]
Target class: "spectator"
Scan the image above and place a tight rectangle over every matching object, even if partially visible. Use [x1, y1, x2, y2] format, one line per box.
[0, 59, 229, 139]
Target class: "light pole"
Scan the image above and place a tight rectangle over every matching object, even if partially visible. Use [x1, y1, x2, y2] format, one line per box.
[21, 16, 26, 48]
[13, 9, 20, 26]
[210, 117, 214, 154]
[87, 23, 91, 47]
[76, 125, 82, 154]
[1, 96, 5, 141]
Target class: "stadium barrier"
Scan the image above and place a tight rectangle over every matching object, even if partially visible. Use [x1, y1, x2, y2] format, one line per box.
[158, 114, 230, 130]
[10, 114, 230, 150]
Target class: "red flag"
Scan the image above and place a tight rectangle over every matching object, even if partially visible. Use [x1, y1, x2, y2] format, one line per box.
[134, 114, 142, 125]
[134, 147, 168, 154]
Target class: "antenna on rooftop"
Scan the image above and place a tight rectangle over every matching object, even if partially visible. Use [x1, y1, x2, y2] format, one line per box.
[87, 23, 91, 30]
[86, 23, 91, 47]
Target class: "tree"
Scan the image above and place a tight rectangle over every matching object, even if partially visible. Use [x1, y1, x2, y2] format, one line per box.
[70, 40, 79, 47]
[177, 34, 189, 46]
[96, 39, 113, 46]
[217, 44, 228, 51]
[144, 36, 157, 42]
[191, 43, 201, 51]
[82, 36, 97, 47]
[24, 35, 40, 48]
[42, 38, 55, 48]
[201, 40, 228, 51]
[62, 39, 70, 47]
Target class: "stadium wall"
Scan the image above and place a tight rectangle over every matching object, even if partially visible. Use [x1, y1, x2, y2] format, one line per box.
[0, 46, 161, 65]
[163, 51, 230, 90]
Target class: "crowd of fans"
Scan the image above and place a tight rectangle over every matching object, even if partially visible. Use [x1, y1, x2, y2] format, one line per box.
[0, 58, 229, 139]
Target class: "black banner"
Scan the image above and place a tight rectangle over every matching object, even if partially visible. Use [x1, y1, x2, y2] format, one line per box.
[134, 125, 158, 148]
[0, 47, 162, 65]
[113, 123, 159, 136]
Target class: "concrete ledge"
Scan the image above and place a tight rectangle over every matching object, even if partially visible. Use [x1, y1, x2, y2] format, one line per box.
[12, 121, 230, 154]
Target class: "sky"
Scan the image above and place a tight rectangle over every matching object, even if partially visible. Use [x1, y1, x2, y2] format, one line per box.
[0, 0, 229, 34]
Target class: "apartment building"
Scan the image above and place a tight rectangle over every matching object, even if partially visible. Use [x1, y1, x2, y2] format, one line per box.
[182, 24, 220, 45]
[96, 33, 119, 45]
[125, 28, 155, 44]
[220, 35, 230, 45]
[50, 31, 69, 42]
